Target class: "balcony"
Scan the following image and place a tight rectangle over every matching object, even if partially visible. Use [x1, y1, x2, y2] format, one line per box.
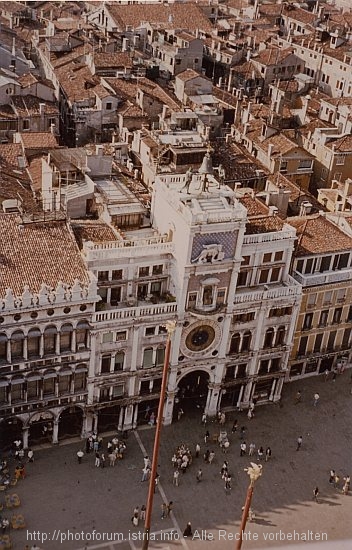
[233, 276, 301, 305]
[83, 235, 173, 262]
[94, 302, 178, 323]
[293, 268, 352, 288]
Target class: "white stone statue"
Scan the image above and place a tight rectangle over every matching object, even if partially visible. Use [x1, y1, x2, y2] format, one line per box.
[193, 243, 225, 264]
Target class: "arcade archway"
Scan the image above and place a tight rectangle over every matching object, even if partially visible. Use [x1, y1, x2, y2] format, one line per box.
[58, 406, 83, 440]
[0, 417, 23, 452]
[175, 370, 209, 418]
[29, 412, 54, 446]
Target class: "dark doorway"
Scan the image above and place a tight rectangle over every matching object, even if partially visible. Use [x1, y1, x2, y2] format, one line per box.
[175, 370, 209, 417]
[58, 406, 83, 440]
[98, 405, 120, 433]
[221, 385, 242, 408]
[0, 417, 23, 452]
[29, 416, 54, 446]
[138, 398, 159, 425]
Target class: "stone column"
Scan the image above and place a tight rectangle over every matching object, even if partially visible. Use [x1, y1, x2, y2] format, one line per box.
[269, 378, 277, 401]
[52, 419, 59, 444]
[23, 338, 28, 361]
[83, 411, 93, 436]
[92, 413, 98, 434]
[123, 404, 134, 429]
[22, 426, 29, 450]
[6, 340, 11, 363]
[164, 391, 175, 425]
[242, 380, 253, 406]
[206, 383, 221, 416]
[118, 407, 125, 431]
[55, 332, 60, 355]
[274, 377, 284, 401]
[39, 334, 44, 358]
[71, 330, 76, 354]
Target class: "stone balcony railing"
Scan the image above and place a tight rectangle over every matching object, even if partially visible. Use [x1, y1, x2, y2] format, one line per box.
[233, 277, 301, 305]
[83, 235, 173, 261]
[293, 268, 352, 288]
[93, 302, 178, 323]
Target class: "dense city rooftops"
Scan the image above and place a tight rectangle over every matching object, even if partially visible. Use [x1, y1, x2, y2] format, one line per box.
[289, 214, 352, 255]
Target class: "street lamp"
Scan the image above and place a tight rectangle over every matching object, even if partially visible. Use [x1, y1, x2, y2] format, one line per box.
[142, 320, 176, 550]
[236, 462, 262, 550]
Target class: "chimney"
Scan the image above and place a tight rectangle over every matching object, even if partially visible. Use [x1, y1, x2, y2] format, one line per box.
[39, 103, 45, 116]
[268, 143, 274, 158]
[50, 123, 56, 134]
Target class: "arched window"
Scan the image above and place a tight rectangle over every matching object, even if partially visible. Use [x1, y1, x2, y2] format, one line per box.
[28, 328, 41, 358]
[143, 348, 153, 368]
[264, 328, 275, 348]
[230, 333, 240, 354]
[0, 378, 9, 404]
[11, 376, 24, 401]
[74, 365, 87, 391]
[44, 326, 57, 355]
[26, 374, 41, 400]
[156, 346, 165, 366]
[241, 331, 252, 352]
[114, 352, 125, 371]
[60, 324, 73, 352]
[203, 286, 214, 306]
[276, 326, 286, 346]
[11, 331, 25, 359]
[58, 368, 72, 394]
[0, 333, 7, 361]
[76, 321, 89, 350]
[43, 370, 56, 395]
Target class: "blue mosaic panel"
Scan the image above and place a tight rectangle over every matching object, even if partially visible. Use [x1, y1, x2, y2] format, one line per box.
[191, 231, 237, 262]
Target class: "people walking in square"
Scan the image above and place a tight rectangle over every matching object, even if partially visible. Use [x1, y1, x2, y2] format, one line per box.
[27, 449, 34, 463]
[95, 452, 100, 467]
[313, 393, 320, 406]
[173, 469, 179, 486]
[232, 420, 238, 433]
[240, 442, 247, 456]
[208, 451, 215, 464]
[257, 446, 264, 461]
[296, 436, 303, 451]
[265, 447, 272, 462]
[100, 453, 106, 468]
[161, 503, 167, 519]
[166, 501, 173, 516]
[249, 442, 256, 457]
[329, 469, 336, 484]
[195, 443, 200, 458]
[204, 449, 210, 463]
[342, 476, 350, 495]
[221, 461, 228, 479]
[204, 430, 210, 444]
[294, 391, 302, 404]
[240, 426, 246, 440]
[140, 505, 146, 521]
[141, 466, 150, 482]
[77, 450, 84, 464]
[225, 474, 232, 491]
[333, 473, 340, 489]
[313, 487, 319, 502]
[202, 412, 207, 426]
[109, 452, 116, 467]
[183, 522, 192, 537]
[196, 468, 203, 482]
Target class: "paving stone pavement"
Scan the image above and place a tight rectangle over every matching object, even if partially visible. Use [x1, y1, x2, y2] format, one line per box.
[2, 371, 352, 550]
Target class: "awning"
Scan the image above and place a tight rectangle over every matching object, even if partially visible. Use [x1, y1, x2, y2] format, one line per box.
[11, 377, 24, 385]
[26, 374, 42, 382]
[28, 328, 41, 338]
[0, 379, 9, 387]
[58, 369, 72, 376]
[11, 331, 25, 340]
[44, 326, 57, 334]
[76, 321, 90, 330]
[43, 371, 57, 379]
[61, 324, 73, 333]
[0, 334, 8, 343]
[75, 366, 88, 374]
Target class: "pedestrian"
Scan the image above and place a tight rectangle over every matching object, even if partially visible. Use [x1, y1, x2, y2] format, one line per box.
[149, 412, 155, 426]
[77, 450, 84, 464]
[95, 452, 100, 467]
[27, 449, 34, 463]
[141, 466, 150, 482]
[143, 456, 151, 469]
[225, 474, 232, 491]
[109, 452, 116, 467]
[195, 443, 200, 458]
[221, 461, 228, 479]
[257, 446, 264, 461]
[313, 393, 320, 406]
[324, 369, 329, 382]
[208, 451, 215, 464]
[204, 430, 210, 444]
[265, 447, 272, 462]
[93, 439, 99, 452]
[178, 408, 184, 421]
[140, 505, 146, 521]
[166, 501, 173, 516]
[231, 420, 238, 433]
[294, 391, 302, 404]
[173, 469, 179, 486]
[333, 474, 340, 489]
[202, 412, 207, 426]
[161, 503, 167, 519]
[240, 442, 247, 456]
[154, 472, 160, 493]
[204, 449, 210, 463]
[100, 453, 106, 468]
[196, 468, 203, 482]
[249, 442, 256, 457]
[329, 469, 336, 484]
[313, 487, 319, 502]
[247, 409, 253, 420]
[240, 426, 246, 440]
[220, 412, 226, 425]
[183, 522, 192, 537]
[131, 508, 139, 527]
[342, 476, 350, 495]
[296, 436, 303, 451]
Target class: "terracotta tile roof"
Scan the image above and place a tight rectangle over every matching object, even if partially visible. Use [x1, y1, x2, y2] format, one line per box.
[104, 77, 179, 110]
[259, 4, 282, 17]
[94, 52, 133, 69]
[0, 104, 16, 119]
[55, 63, 99, 102]
[246, 215, 284, 235]
[282, 5, 318, 25]
[0, 143, 23, 167]
[19, 132, 59, 150]
[300, 118, 335, 138]
[0, 2, 26, 15]
[289, 215, 352, 256]
[323, 97, 352, 107]
[254, 47, 294, 67]
[107, 3, 213, 32]
[239, 194, 269, 217]
[72, 221, 119, 249]
[11, 95, 59, 116]
[0, 159, 38, 213]
[0, 214, 90, 298]
[27, 157, 43, 192]
[325, 135, 352, 152]
[17, 72, 55, 90]
[117, 102, 146, 118]
[176, 69, 205, 82]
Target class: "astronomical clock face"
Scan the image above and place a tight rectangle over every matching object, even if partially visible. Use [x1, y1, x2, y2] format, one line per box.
[180, 320, 221, 358]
